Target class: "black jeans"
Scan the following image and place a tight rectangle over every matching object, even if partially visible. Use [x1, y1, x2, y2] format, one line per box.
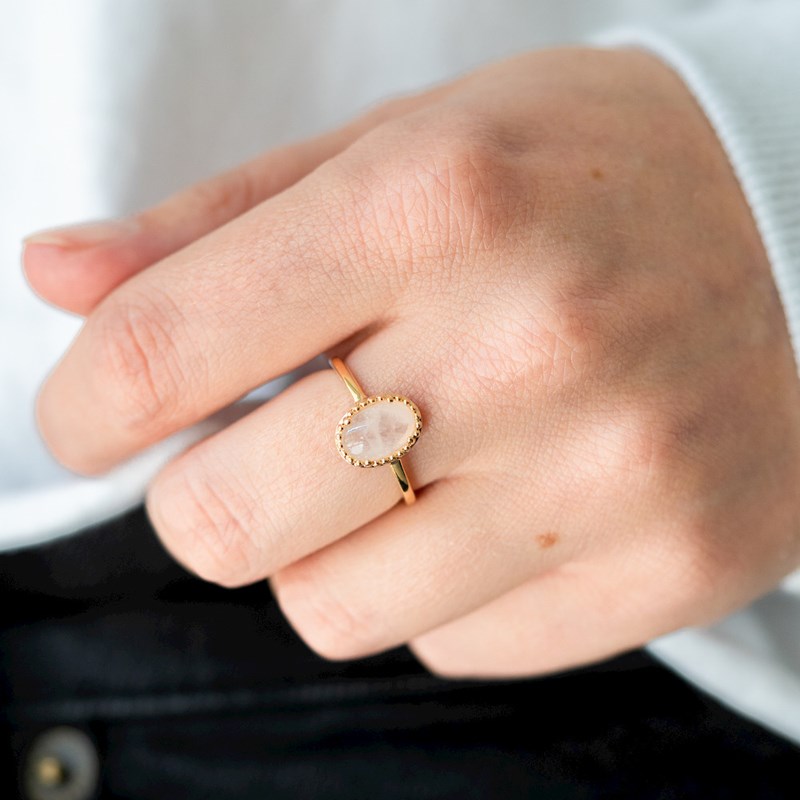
[1, 507, 798, 799]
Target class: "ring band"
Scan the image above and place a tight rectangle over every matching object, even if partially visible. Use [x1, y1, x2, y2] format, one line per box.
[329, 357, 422, 505]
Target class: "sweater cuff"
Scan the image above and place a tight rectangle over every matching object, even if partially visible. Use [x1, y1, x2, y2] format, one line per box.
[588, 3, 800, 370]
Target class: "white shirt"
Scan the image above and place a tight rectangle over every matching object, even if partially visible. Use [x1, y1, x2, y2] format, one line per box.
[2, 0, 800, 746]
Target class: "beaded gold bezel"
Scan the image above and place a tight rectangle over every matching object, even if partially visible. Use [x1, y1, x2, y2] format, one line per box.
[335, 395, 423, 468]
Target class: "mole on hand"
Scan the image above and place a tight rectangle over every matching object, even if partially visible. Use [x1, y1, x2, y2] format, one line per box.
[536, 532, 559, 549]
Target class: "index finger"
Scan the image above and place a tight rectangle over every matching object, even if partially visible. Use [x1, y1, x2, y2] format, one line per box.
[37, 151, 402, 475]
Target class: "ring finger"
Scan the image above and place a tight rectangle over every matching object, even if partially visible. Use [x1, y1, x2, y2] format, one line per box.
[145, 320, 461, 586]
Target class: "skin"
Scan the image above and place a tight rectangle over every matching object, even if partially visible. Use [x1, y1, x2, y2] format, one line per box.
[24, 48, 800, 678]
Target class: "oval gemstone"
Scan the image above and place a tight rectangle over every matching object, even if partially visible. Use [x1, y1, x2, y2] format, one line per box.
[342, 399, 418, 462]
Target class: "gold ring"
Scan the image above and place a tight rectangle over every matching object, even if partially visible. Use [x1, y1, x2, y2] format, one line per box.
[329, 356, 422, 505]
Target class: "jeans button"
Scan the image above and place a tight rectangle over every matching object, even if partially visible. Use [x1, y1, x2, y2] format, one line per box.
[23, 727, 99, 800]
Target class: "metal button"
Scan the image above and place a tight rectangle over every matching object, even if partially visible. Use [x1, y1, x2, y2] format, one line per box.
[23, 727, 99, 800]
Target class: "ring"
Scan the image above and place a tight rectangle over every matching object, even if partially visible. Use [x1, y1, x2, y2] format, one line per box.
[329, 356, 423, 505]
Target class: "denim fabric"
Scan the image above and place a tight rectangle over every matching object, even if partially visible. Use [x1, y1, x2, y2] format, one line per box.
[1, 507, 798, 799]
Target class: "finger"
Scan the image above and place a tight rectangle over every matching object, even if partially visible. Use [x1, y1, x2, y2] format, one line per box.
[406, 547, 721, 680]
[144, 315, 470, 586]
[269, 472, 586, 662]
[409, 567, 641, 678]
[36, 74, 486, 478]
[22, 92, 435, 317]
[145, 345, 454, 588]
[22, 137, 344, 316]
[36, 141, 401, 475]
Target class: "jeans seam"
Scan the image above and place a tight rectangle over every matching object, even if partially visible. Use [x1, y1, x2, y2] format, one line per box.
[2, 673, 504, 724]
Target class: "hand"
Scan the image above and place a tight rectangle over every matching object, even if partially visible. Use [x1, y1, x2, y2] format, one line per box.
[25, 48, 800, 677]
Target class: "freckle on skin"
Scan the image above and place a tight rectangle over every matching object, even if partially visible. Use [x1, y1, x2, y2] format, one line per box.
[591, 167, 604, 180]
[536, 532, 559, 549]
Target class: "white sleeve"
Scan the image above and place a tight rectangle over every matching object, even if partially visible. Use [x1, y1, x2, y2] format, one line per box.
[590, 1, 800, 365]
[590, 2, 800, 747]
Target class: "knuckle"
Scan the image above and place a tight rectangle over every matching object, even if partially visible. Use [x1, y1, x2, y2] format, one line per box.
[88, 294, 186, 434]
[615, 479, 744, 629]
[486, 283, 601, 397]
[533, 271, 632, 390]
[271, 562, 383, 661]
[331, 109, 527, 293]
[662, 510, 740, 623]
[580, 403, 687, 489]
[617, 399, 715, 489]
[149, 462, 263, 588]
[521, 300, 597, 393]
[678, 506, 752, 597]
[400, 118, 521, 259]
[418, 276, 605, 421]
[476, 261, 631, 400]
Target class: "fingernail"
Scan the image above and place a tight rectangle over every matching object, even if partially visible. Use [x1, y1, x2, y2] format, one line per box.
[23, 218, 140, 248]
